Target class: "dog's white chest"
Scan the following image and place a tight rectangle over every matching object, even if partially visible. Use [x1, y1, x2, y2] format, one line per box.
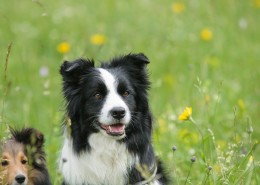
[59, 133, 135, 185]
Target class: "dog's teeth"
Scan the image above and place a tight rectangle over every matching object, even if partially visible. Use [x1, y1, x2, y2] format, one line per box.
[109, 126, 111, 132]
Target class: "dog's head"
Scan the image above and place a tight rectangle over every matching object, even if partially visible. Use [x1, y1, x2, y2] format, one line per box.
[0, 128, 46, 185]
[1, 140, 29, 185]
[60, 53, 150, 143]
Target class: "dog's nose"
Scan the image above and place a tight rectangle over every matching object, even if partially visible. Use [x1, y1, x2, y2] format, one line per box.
[110, 107, 126, 120]
[15, 174, 26, 184]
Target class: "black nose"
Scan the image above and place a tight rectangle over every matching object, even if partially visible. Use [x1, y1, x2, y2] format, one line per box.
[110, 107, 126, 120]
[15, 174, 26, 184]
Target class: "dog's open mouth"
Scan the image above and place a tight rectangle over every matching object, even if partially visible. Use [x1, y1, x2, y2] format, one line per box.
[100, 123, 125, 136]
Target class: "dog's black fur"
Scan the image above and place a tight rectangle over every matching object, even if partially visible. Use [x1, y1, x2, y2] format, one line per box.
[60, 53, 168, 185]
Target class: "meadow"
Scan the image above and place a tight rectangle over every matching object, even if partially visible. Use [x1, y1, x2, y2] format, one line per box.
[0, 0, 259, 184]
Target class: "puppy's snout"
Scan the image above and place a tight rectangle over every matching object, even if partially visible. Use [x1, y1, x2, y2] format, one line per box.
[110, 107, 126, 120]
[15, 174, 26, 184]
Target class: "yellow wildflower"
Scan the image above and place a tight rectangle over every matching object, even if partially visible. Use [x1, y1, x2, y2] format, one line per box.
[178, 129, 199, 144]
[254, 0, 260, 7]
[57, 42, 70, 54]
[237, 99, 245, 110]
[200, 28, 213, 41]
[90, 34, 107, 45]
[171, 2, 185, 14]
[163, 74, 175, 88]
[216, 140, 227, 149]
[213, 164, 221, 174]
[205, 56, 220, 68]
[249, 155, 254, 162]
[178, 107, 192, 121]
[246, 155, 254, 170]
[158, 118, 167, 133]
[204, 95, 210, 104]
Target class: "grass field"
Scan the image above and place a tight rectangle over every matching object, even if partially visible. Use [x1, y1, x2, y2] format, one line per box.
[1, 0, 259, 184]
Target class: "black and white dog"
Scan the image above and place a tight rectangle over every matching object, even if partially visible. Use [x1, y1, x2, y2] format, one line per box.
[59, 53, 168, 185]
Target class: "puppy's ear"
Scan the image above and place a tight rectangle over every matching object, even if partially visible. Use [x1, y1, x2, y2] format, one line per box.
[10, 128, 45, 148]
[30, 129, 44, 148]
[60, 58, 94, 83]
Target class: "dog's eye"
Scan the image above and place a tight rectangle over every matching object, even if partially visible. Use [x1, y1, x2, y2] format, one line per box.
[94, 93, 103, 100]
[122, 91, 129, 97]
[21, 159, 27, 165]
[1, 160, 9, 166]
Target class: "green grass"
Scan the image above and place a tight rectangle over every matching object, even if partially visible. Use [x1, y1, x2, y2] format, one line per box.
[1, 0, 259, 184]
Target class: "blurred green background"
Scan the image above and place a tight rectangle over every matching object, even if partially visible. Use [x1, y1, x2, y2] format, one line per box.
[1, 0, 259, 184]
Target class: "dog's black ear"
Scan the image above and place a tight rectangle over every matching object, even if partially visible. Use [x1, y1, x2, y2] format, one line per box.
[124, 53, 150, 66]
[120, 53, 151, 108]
[60, 59, 94, 101]
[103, 53, 149, 69]
[103, 53, 151, 97]
[60, 58, 94, 83]
[121, 53, 150, 87]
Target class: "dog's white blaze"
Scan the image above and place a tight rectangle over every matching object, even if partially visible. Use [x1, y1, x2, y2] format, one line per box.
[98, 68, 131, 125]
[60, 133, 136, 185]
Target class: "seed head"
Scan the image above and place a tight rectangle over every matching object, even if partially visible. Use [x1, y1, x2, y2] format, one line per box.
[247, 126, 253, 134]
[172, 146, 177, 152]
[190, 156, 196, 163]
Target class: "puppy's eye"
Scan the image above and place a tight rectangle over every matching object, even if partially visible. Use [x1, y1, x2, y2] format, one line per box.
[123, 91, 129, 97]
[21, 159, 27, 165]
[1, 160, 9, 166]
[94, 93, 103, 100]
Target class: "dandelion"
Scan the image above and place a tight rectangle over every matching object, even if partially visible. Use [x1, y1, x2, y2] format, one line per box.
[200, 28, 213, 41]
[57, 42, 70, 54]
[90, 34, 106, 45]
[163, 74, 175, 88]
[179, 107, 206, 159]
[178, 107, 192, 121]
[205, 55, 220, 68]
[254, 0, 260, 7]
[237, 99, 245, 111]
[171, 2, 185, 14]
[158, 118, 167, 133]
[246, 155, 254, 170]
[178, 129, 199, 145]
[213, 164, 221, 174]
[204, 95, 210, 104]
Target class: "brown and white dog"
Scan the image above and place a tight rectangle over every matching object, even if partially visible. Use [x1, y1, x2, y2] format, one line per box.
[0, 128, 51, 185]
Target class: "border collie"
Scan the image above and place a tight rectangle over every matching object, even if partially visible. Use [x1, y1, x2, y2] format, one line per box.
[0, 128, 52, 185]
[59, 53, 168, 185]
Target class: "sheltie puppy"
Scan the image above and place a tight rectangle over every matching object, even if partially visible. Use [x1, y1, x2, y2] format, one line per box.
[59, 53, 168, 185]
[0, 128, 52, 185]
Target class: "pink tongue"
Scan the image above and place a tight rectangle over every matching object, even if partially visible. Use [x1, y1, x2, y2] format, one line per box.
[110, 124, 125, 132]
[101, 124, 125, 135]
